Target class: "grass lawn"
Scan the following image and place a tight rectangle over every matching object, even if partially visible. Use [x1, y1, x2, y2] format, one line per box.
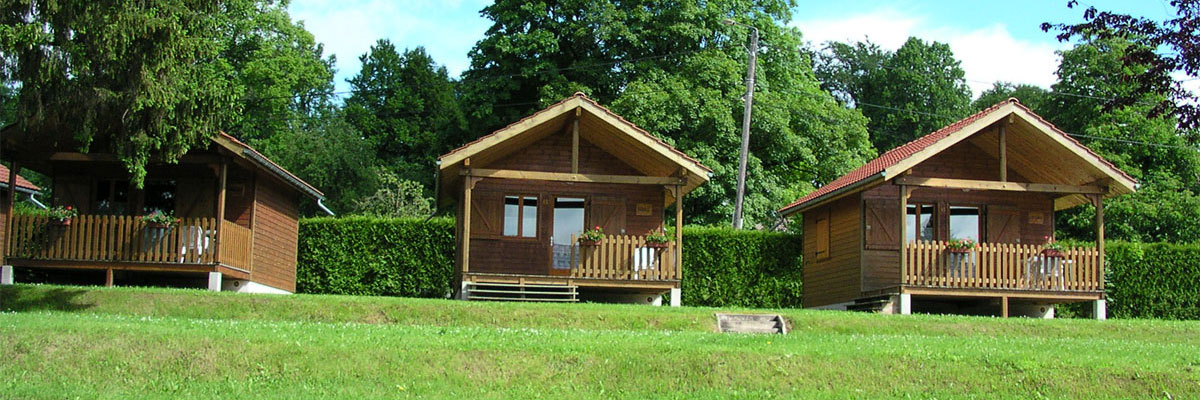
[1, 284, 1198, 399]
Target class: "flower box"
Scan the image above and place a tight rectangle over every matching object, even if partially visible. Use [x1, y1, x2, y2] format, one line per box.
[946, 247, 972, 254]
[146, 222, 172, 229]
[644, 241, 669, 249]
[578, 239, 601, 246]
[1041, 248, 1064, 258]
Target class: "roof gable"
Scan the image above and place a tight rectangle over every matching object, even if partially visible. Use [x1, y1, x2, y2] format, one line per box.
[437, 93, 711, 203]
[779, 99, 1137, 215]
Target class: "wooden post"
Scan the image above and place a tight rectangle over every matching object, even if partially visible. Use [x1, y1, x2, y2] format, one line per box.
[1001, 296, 1009, 318]
[674, 184, 684, 280]
[898, 184, 909, 284]
[998, 125, 1007, 182]
[1094, 194, 1105, 289]
[105, 269, 114, 287]
[572, 108, 580, 174]
[462, 159, 473, 275]
[214, 161, 228, 262]
[4, 162, 18, 266]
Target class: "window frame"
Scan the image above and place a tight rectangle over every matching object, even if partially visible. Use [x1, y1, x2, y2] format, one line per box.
[502, 194, 540, 239]
[946, 204, 984, 243]
[905, 202, 937, 243]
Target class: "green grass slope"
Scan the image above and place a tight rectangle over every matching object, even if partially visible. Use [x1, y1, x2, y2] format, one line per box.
[1, 284, 1198, 399]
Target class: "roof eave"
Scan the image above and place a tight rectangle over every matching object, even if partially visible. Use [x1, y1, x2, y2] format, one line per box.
[779, 172, 886, 216]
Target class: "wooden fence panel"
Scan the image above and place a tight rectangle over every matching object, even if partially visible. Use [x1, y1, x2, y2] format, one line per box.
[903, 240, 1102, 292]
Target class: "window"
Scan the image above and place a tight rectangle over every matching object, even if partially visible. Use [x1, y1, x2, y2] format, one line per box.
[813, 210, 830, 259]
[143, 180, 177, 215]
[906, 204, 936, 243]
[503, 195, 538, 237]
[92, 179, 130, 215]
[949, 206, 981, 242]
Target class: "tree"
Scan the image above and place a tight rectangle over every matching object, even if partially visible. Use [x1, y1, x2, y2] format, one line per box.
[219, 0, 336, 145]
[344, 42, 466, 191]
[0, 0, 243, 186]
[1047, 36, 1200, 242]
[459, 0, 874, 226]
[972, 82, 1052, 114]
[354, 170, 434, 218]
[812, 37, 973, 152]
[1044, 0, 1200, 131]
[257, 111, 377, 215]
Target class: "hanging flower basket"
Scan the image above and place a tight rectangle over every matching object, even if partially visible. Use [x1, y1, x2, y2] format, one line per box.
[645, 241, 670, 249]
[142, 210, 179, 230]
[1041, 248, 1065, 258]
[945, 238, 977, 254]
[644, 229, 670, 248]
[579, 239, 601, 246]
[46, 206, 77, 226]
[579, 226, 604, 246]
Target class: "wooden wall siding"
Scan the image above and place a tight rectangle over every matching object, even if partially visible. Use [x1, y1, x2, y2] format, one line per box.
[864, 185, 1055, 246]
[465, 178, 664, 276]
[802, 195, 861, 307]
[224, 169, 255, 228]
[1, 195, 8, 260]
[485, 127, 643, 176]
[250, 177, 299, 292]
[911, 135, 1030, 182]
[861, 250, 900, 292]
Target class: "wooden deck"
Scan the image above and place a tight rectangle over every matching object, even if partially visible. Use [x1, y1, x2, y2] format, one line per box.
[904, 240, 1102, 293]
[5, 214, 254, 274]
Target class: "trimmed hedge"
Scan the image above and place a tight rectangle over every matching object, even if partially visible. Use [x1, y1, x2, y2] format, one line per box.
[1105, 241, 1200, 320]
[297, 217, 455, 297]
[680, 226, 803, 308]
[297, 218, 803, 307]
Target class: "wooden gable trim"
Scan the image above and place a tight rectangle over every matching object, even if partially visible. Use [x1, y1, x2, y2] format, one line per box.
[882, 103, 1017, 180]
[441, 98, 584, 168]
[575, 101, 711, 182]
[1007, 110, 1137, 194]
[893, 176, 1106, 194]
[464, 168, 687, 186]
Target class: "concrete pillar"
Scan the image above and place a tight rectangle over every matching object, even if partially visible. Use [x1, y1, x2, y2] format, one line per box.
[207, 272, 222, 292]
[1093, 299, 1107, 320]
[898, 293, 912, 315]
[457, 281, 471, 301]
[0, 265, 12, 285]
[669, 288, 681, 307]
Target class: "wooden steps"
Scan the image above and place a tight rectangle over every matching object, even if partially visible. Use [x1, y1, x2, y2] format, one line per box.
[464, 282, 578, 303]
[846, 295, 894, 313]
[716, 313, 788, 334]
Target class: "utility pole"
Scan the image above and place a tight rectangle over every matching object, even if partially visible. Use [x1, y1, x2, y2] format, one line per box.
[724, 19, 757, 229]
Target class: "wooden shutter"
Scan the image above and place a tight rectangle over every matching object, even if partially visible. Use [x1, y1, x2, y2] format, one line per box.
[470, 191, 503, 236]
[54, 177, 92, 214]
[812, 209, 830, 259]
[863, 198, 899, 250]
[589, 200, 626, 235]
[176, 179, 216, 218]
[986, 208, 1022, 244]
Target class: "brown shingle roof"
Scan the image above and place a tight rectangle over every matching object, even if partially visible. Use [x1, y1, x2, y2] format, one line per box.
[0, 164, 39, 192]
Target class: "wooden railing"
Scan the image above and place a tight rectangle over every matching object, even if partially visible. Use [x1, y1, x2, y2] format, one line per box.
[904, 240, 1102, 292]
[6, 214, 219, 264]
[570, 234, 679, 281]
[218, 220, 253, 271]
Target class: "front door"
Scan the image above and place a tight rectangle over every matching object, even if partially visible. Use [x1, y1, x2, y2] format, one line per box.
[550, 197, 586, 276]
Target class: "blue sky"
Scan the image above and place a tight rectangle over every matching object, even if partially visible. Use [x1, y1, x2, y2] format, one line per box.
[289, 0, 1188, 97]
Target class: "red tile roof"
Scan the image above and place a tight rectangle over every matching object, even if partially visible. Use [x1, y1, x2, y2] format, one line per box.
[778, 98, 1135, 214]
[0, 163, 40, 192]
[439, 92, 711, 172]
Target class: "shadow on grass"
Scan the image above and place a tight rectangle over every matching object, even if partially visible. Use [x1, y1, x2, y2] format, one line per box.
[0, 285, 94, 312]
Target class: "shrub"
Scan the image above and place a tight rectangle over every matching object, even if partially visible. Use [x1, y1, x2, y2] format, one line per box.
[1104, 241, 1200, 320]
[680, 226, 803, 308]
[297, 217, 454, 297]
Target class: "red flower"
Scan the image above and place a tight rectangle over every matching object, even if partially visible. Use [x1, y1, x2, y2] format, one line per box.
[66, 206, 73, 210]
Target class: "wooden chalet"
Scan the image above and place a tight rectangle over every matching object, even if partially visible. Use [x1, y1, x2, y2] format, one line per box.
[0, 130, 328, 294]
[778, 99, 1136, 318]
[438, 93, 710, 305]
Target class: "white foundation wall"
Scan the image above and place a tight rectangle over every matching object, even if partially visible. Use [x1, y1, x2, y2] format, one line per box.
[222, 279, 293, 295]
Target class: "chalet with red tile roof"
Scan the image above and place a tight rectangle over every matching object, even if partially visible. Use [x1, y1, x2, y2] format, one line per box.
[779, 99, 1136, 319]
[1, 129, 328, 293]
[438, 93, 710, 305]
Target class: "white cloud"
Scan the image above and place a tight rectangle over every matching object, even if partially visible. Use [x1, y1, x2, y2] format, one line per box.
[794, 8, 1066, 98]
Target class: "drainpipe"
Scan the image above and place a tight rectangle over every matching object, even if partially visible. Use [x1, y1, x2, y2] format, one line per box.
[316, 199, 335, 216]
[27, 192, 47, 209]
